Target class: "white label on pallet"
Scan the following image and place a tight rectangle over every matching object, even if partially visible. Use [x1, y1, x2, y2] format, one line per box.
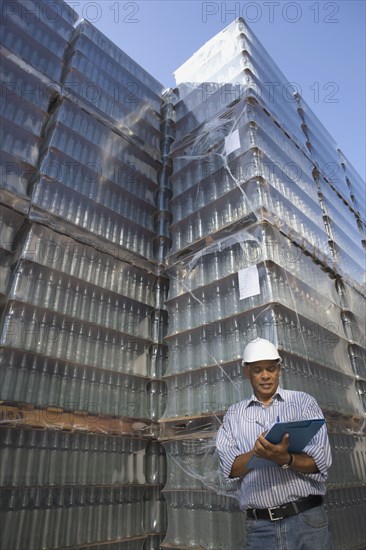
[225, 129, 241, 155]
[238, 265, 260, 300]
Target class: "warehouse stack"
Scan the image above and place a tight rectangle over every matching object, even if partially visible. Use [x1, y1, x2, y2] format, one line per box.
[1, 1, 167, 548]
[1, 6, 365, 550]
[159, 18, 366, 550]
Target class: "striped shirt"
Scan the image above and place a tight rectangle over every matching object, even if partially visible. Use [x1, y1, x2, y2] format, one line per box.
[216, 387, 332, 510]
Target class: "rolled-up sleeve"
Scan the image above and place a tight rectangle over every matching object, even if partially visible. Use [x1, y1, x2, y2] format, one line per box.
[302, 398, 332, 480]
[216, 407, 242, 478]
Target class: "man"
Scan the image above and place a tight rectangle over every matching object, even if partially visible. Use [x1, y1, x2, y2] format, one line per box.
[216, 338, 334, 549]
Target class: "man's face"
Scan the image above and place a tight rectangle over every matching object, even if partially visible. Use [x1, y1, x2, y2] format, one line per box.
[244, 360, 281, 403]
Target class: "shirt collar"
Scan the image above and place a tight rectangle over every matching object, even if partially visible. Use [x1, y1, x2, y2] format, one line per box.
[246, 386, 286, 407]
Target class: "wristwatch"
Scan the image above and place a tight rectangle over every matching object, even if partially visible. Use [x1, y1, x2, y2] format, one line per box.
[281, 453, 294, 469]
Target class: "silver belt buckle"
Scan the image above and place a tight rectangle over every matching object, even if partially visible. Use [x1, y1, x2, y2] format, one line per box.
[268, 506, 283, 521]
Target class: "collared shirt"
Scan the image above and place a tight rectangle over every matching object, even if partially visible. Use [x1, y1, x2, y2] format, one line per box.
[216, 387, 332, 510]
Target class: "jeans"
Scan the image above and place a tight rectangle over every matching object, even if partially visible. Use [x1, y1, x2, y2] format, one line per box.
[245, 504, 334, 550]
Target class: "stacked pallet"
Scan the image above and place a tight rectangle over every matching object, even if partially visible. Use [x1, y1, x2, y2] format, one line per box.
[159, 17, 365, 550]
[0, 1, 167, 548]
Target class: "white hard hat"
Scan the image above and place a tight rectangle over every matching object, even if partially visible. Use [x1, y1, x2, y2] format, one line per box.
[242, 338, 281, 364]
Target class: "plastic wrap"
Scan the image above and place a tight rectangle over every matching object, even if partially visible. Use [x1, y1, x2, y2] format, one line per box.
[166, 263, 344, 344]
[0, 485, 163, 550]
[37, 146, 156, 207]
[297, 96, 339, 154]
[64, 39, 161, 121]
[14, 0, 79, 28]
[80, 541, 147, 550]
[162, 366, 248, 420]
[0, 20, 65, 83]
[73, 20, 163, 97]
[34, 145, 156, 231]
[319, 177, 362, 238]
[336, 280, 366, 328]
[326, 242, 365, 293]
[305, 131, 351, 202]
[0, 429, 152, 486]
[356, 379, 366, 413]
[348, 344, 366, 380]
[173, 97, 315, 185]
[160, 351, 363, 423]
[0, 351, 152, 421]
[167, 224, 339, 309]
[1, 7, 365, 550]
[0, 157, 34, 210]
[280, 354, 364, 417]
[0, 53, 55, 111]
[0, 205, 25, 252]
[0, 297, 150, 372]
[326, 225, 364, 275]
[15, 223, 159, 307]
[100, 16, 366, 550]
[62, 54, 161, 155]
[337, 150, 366, 222]
[4, 4, 69, 59]
[0, 261, 11, 302]
[0, 116, 41, 167]
[162, 224, 364, 427]
[296, 100, 355, 203]
[174, 18, 305, 148]
[175, 77, 303, 154]
[41, 98, 160, 183]
[0, 54, 53, 201]
[159, 441, 366, 548]
[29, 176, 155, 264]
[326, 486, 366, 549]
[168, 98, 332, 263]
[349, 189, 366, 223]
[0, 89, 49, 138]
[319, 181, 365, 284]
[162, 489, 244, 549]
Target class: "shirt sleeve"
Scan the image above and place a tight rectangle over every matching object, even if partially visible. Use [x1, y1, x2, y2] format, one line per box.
[216, 407, 243, 478]
[301, 396, 332, 479]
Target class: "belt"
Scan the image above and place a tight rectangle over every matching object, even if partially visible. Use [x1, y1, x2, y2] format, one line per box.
[246, 495, 323, 521]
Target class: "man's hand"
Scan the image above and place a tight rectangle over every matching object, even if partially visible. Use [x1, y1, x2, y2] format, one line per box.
[253, 432, 291, 466]
[230, 433, 320, 478]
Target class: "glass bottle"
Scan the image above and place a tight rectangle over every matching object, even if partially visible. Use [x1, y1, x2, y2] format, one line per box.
[40, 487, 57, 550]
[84, 486, 96, 545]
[29, 487, 44, 550]
[59, 432, 71, 486]
[14, 488, 32, 550]
[115, 437, 128, 485]
[64, 486, 76, 549]
[88, 369, 99, 416]
[3, 489, 21, 549]
[0, 428, 15, 486]
[79, 434, 89, 486]
[0, 353, 17, 402]
[79, 367, 90, 414]
[48, 361, 62, 408]
[75, 487, 87, 547]
[47, 431, 60, 487]
[105, 487, 115, 542]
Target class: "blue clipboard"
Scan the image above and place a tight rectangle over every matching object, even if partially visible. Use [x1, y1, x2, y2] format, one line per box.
[247, 418, 325, 469]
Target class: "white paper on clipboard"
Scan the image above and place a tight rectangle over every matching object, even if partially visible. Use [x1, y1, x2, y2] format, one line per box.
[238, 265, 260, 300]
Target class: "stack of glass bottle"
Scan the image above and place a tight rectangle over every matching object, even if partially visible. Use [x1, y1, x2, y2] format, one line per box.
[1, 6, 365, 550]
[160, 17, 366, 550]
[0, 1, 167, 548]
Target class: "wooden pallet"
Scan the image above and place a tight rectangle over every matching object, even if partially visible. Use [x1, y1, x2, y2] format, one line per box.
[158, 408, 366, 440]
[0, 404, 158, 436]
